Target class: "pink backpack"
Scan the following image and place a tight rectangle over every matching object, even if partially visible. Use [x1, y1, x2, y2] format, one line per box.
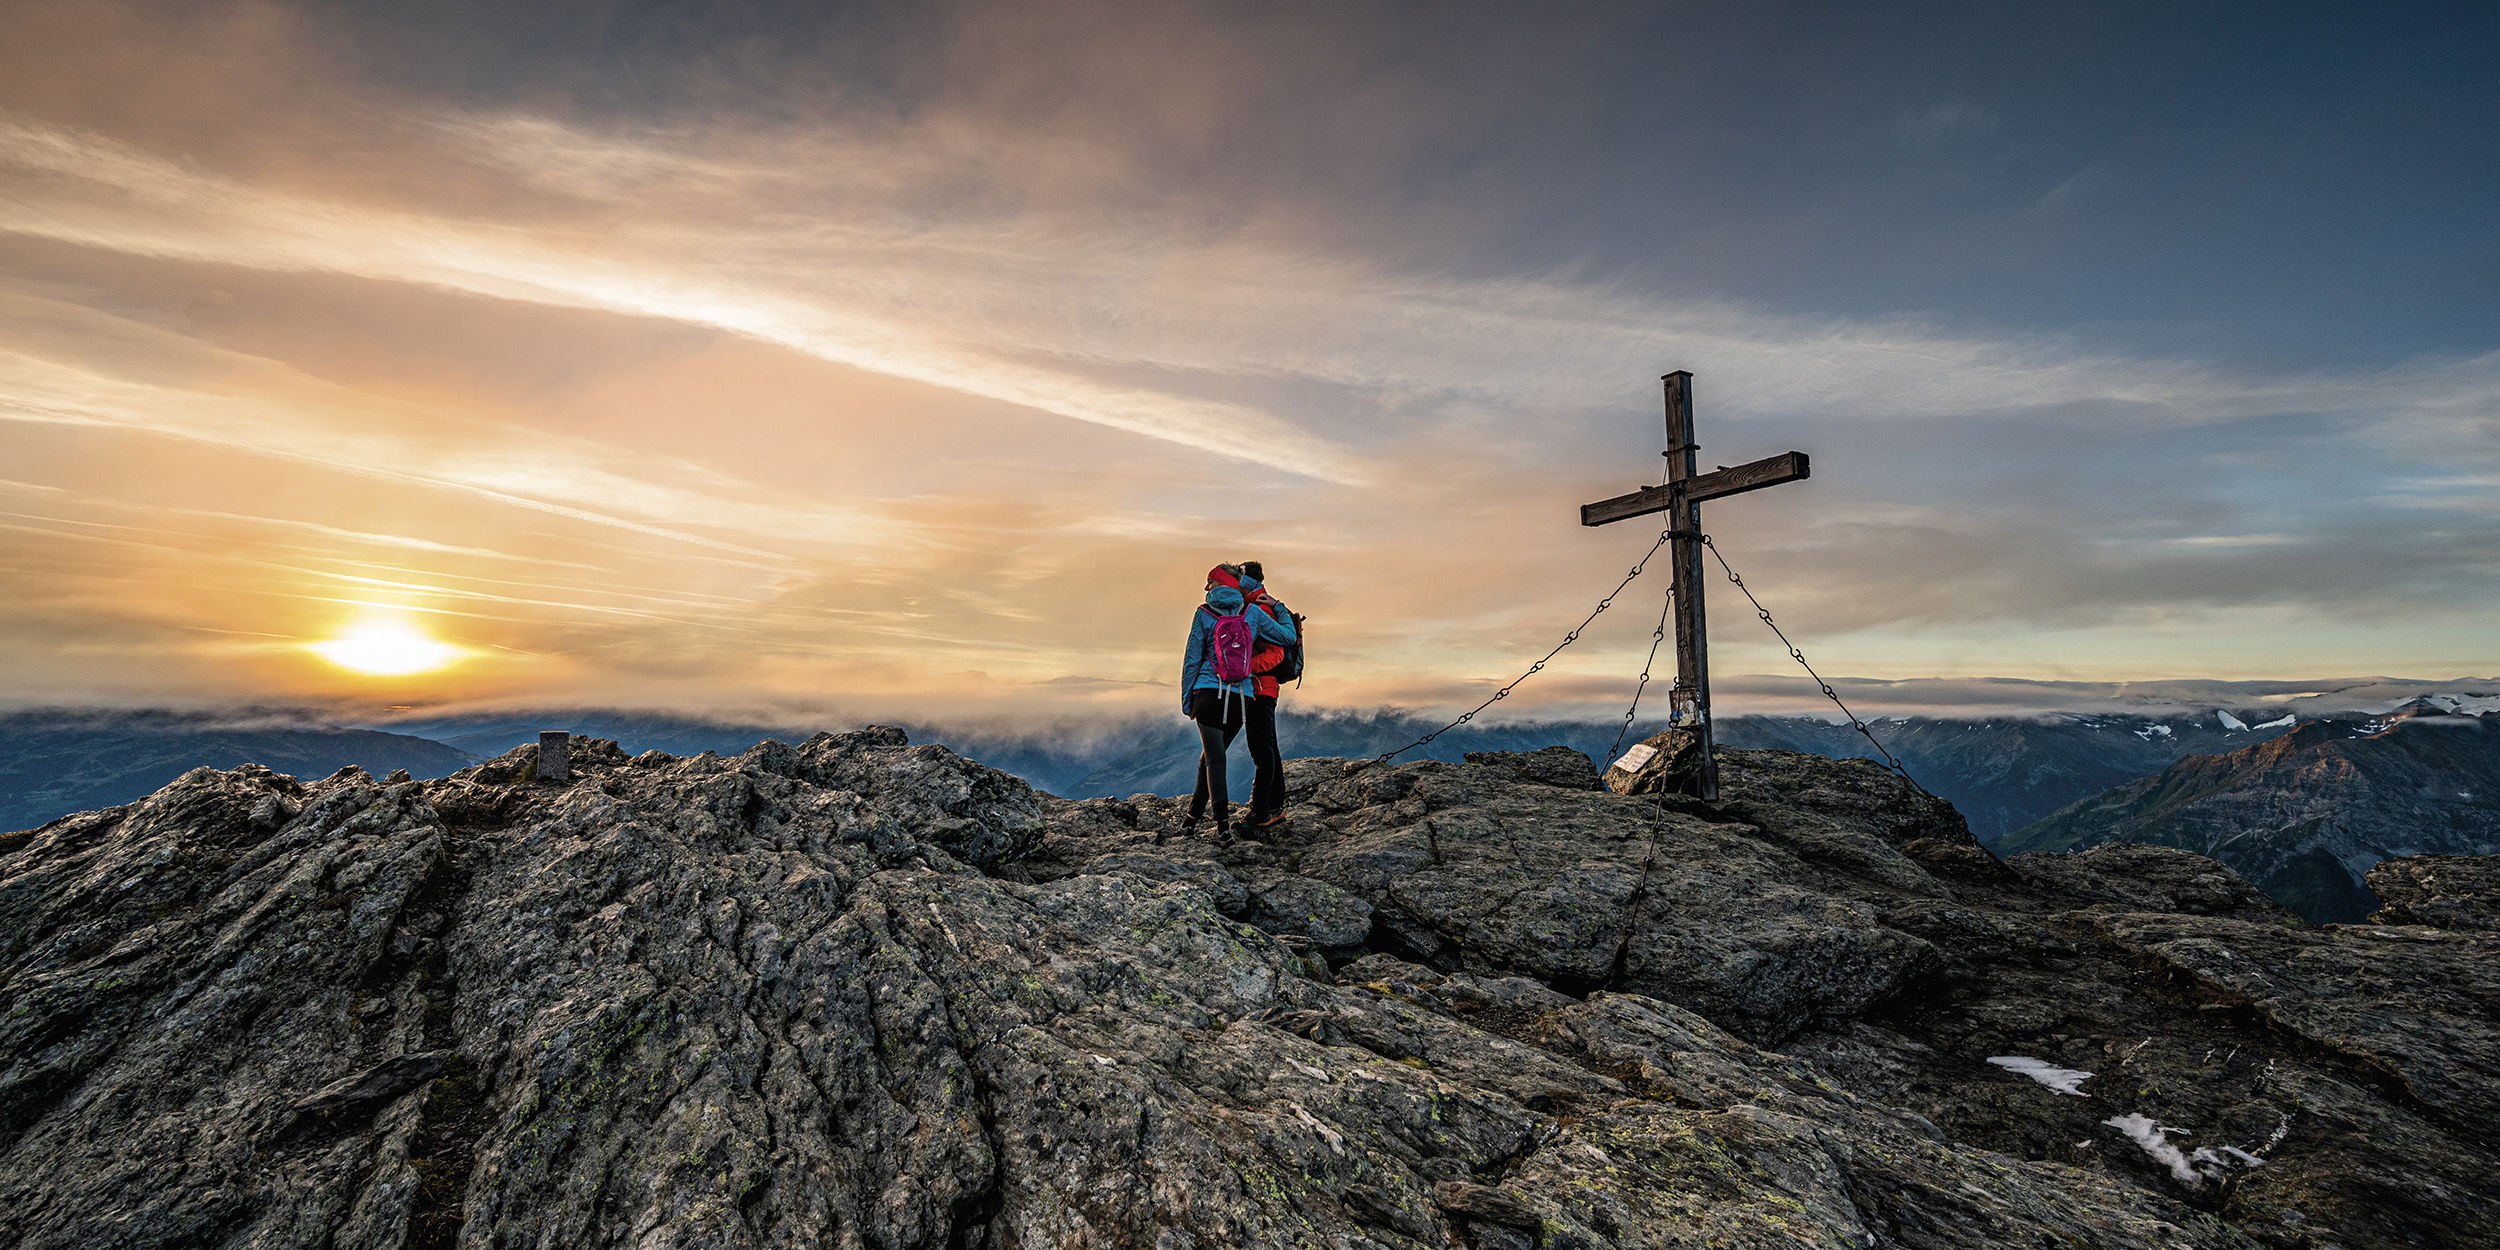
[1204, 605, 1257, 683]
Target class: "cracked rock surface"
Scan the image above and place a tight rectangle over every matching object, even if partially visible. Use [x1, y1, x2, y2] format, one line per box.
[2368, 853, 2500, 931]
[2, 730, 2494, 1248]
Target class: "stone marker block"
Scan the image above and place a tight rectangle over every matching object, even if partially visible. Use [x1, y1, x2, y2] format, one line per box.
[539, 731, 570, 784]
[1604, 728, 1703, 797]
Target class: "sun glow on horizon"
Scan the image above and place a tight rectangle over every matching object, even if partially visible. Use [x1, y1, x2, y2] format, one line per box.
[308, 616, 465, 677]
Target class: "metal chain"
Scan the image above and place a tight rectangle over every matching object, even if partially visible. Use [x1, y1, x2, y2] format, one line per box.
[1374, 522, 1677, 762]
[1370, 504, 1927, 809]
[1696, 533, 1928, 794]
[1605, 579, 1677, 766]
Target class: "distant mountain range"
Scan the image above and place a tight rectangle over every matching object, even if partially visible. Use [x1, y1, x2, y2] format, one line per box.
[2, 701, 2313, 844]
[2003, 699, 2500, 923]
[379, 705, 2308, 841]
[9, 697, 2494, 925]
[1716, 711, 2300, 841]
[0, 710, 476, 834]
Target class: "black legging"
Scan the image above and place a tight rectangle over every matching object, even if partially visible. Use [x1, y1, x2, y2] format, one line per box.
[1246, 695, 1283, 817]
[1187, 688, 1246, 826]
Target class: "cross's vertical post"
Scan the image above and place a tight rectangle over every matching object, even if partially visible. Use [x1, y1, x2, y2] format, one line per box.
[1581, 369, 1809, 802]
[1661, 371, 1719, 800]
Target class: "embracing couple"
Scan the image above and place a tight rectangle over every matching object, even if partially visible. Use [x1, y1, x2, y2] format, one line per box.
[1175, 561, 1301, 843]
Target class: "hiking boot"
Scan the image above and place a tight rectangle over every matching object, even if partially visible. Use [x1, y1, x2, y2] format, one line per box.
[1249, 809, 1289, 830]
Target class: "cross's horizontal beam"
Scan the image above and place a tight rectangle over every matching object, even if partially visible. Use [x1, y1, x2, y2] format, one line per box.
[1579, 450, 1810, 527]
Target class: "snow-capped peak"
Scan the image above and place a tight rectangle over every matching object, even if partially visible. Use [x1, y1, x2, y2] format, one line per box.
[2217, 710, 2250, 732]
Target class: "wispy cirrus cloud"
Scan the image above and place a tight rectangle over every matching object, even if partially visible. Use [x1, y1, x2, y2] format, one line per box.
[0, 288, 890, 559]
[0, 115, 1370, 484]
[11, 109, 2495, 462]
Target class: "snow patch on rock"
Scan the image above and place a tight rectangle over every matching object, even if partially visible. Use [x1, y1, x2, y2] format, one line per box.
[2103, 1113, 2274, 1188]
[1988, 1056, 2095, 1097]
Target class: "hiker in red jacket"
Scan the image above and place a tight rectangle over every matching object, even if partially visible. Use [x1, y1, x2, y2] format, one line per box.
[1177, 563, 1297, 841]
[1237, 561, 1293, 828]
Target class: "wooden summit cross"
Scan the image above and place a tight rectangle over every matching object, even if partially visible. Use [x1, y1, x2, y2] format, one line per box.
[1580, 371, 1810, 800]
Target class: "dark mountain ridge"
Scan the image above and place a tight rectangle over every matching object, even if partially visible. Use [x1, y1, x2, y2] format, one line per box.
[0, 709, 476, 834]
[0, 703, 2335, 867]
[1714, 710, 2293, 841]
[0, 729, 2493, 1247]
[2005, 704, 2500, 922]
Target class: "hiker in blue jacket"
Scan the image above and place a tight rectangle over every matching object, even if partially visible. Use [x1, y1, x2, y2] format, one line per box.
[1176, 563, 1297, 841]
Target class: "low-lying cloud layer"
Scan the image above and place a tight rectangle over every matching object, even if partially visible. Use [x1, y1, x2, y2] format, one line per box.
[0, 0, 2493, 723]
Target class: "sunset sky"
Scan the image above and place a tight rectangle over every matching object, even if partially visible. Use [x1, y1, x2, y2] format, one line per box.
[1, 1, 2495, 725]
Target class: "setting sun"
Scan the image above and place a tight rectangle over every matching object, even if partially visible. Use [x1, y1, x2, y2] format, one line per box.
[307, 617, 464, 677]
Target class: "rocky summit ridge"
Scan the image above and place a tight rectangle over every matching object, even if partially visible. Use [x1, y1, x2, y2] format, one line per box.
[1, 729, 2494, 1249]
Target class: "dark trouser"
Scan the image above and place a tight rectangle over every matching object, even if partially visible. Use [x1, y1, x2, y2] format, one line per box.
[1245, 694, 1283, 818]
[1187, 689, 1246, 825]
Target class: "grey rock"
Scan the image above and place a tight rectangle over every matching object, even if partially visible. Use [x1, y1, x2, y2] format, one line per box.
[0, 737, 2490, 1249]
[1082, 851, 1249, 913]
[790, 726, 1045, 868]
[0, 765, 449, 1247]
[1462, 745, 1601, 791]
[2011, 841, 2304, 924]
[1289, 749, 1948, 1045]
[1241, 874, 1374, 947]
[2089, 909, 2500, 1132]
[1010, 744, 2500, 1246]
[283, 1050, 456, 1130]
[2368, 853, 2500, 930]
